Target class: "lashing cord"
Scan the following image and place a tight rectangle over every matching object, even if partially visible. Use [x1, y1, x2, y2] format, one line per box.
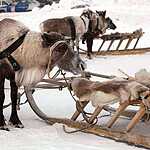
[60, 70, 100, 133]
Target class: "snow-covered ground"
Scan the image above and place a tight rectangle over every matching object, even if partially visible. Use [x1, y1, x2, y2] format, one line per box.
[0, 0, 150, 149]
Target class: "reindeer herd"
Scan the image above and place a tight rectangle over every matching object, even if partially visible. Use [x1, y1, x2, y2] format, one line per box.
[0, 9, 117, 130]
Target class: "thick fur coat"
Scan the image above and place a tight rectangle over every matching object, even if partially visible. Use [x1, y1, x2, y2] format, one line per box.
[0, 18, 85, 87]
[71, 78, 150, 107]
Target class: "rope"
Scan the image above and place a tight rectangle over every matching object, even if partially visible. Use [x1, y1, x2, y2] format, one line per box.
[62, 120, 98, 134]
[46, 40, 68, 79]
[63, 112, 113, 134]
[61, 70, 91, 122]
[60, 70, 100, 133]
[51, 69, 61, 79]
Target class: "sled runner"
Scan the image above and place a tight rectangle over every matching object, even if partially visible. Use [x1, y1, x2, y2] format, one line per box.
[23, 70, 150, 149]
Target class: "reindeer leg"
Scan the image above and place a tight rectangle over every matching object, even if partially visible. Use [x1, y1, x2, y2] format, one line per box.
[126, 103, 145, 132]
[0, 79, 9, 131]
[107, 101, 129, 128]
[71, 101, 89, 121]
[9, 78, 24, 128]
[89, 106, 103, 124]
[86, 36, 94, 59]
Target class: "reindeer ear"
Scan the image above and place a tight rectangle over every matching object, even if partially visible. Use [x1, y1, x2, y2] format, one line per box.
[41, 32, 52, 47]
[96, 10, 99, 14]
[42, 32, 64, 47]
[42, 32, 51, 43]
[50, 42, 68, 67]
[103, 10, 106, 17]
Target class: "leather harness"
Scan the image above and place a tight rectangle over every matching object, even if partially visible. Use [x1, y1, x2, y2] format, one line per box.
[0, 32, 28, 71]
[67, 17, 76, 40]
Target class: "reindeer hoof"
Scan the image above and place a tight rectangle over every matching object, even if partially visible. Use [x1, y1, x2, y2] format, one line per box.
[0, 126, 10, 131]
[9, 122, 24, 128]
[15, 124, 24, 128]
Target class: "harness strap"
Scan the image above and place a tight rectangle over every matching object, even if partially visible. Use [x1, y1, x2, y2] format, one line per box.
[0, 32, 28, 71]
[66, 17, 76, 40]
[47, 40, 69, 78]
[95, 18, 100, 32]
[87, 19, 92, 32]
[7, 55, 21, 71]
[80, 16, 86, 27]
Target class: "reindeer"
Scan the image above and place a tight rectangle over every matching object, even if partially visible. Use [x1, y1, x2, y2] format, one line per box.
[40, 9, 117, 58]
[82, 10, 117, 58]
[0, 18, 86, 130]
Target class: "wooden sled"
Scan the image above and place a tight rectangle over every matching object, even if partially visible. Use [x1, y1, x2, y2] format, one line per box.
[79, 29, 150, 56]
[71, 100, 146, 132]
[23, 72, 150, 149]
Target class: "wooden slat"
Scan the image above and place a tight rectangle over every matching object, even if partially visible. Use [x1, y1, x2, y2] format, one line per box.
[107, 102, 129, 128]
[71, 101, 89, 121]
[133, 37, 140, 49]
[116, 39, 123, 50]
[126, 104, 146, 132]
[89, 106, 103, 123]
[125, 38, 133, 49]
[107, 40, 115, 51]
[98, 40, 105, 52]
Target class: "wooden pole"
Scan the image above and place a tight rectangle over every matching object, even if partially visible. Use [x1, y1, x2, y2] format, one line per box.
[133, 37, 140, 49]
[107, 40, 115, 51]
[107, 101, 129, 128]
[71, 101, 89, 121]
[116, 39, 123, 50]
[98, 40, 105, 52]
[125, 38, 132, 49]
[89, 106, 103, 123]
[126, 103, 146, 132]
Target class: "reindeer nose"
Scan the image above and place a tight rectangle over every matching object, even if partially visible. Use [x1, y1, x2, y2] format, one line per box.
[113, 24, 117, 30]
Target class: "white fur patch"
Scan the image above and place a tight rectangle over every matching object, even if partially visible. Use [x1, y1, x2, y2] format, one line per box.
[79, 91, 119, 107]
[90, 91, 119, 107]
[15, 67, 46, 87]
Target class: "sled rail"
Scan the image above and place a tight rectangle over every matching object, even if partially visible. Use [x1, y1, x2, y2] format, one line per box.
[98, 28, 144, 51]
[79, 29, 148, 56]
[24, 70, 150, 149]
[46, 117, 150, 149]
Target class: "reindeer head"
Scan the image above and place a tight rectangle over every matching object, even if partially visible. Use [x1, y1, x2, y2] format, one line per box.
[42, 32, 86, 75]
[105, 17, 117, 30]
[95, 10, 117, 34]
[50, 41, 86, 75]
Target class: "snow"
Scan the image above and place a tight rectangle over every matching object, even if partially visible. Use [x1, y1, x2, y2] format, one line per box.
[0, 0, 150, 149]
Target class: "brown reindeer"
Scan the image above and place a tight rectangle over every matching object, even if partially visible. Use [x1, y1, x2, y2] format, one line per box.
[0, 18, 86, 130]
[82, 10, 116, 58]
[40, 9, 116, 58]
